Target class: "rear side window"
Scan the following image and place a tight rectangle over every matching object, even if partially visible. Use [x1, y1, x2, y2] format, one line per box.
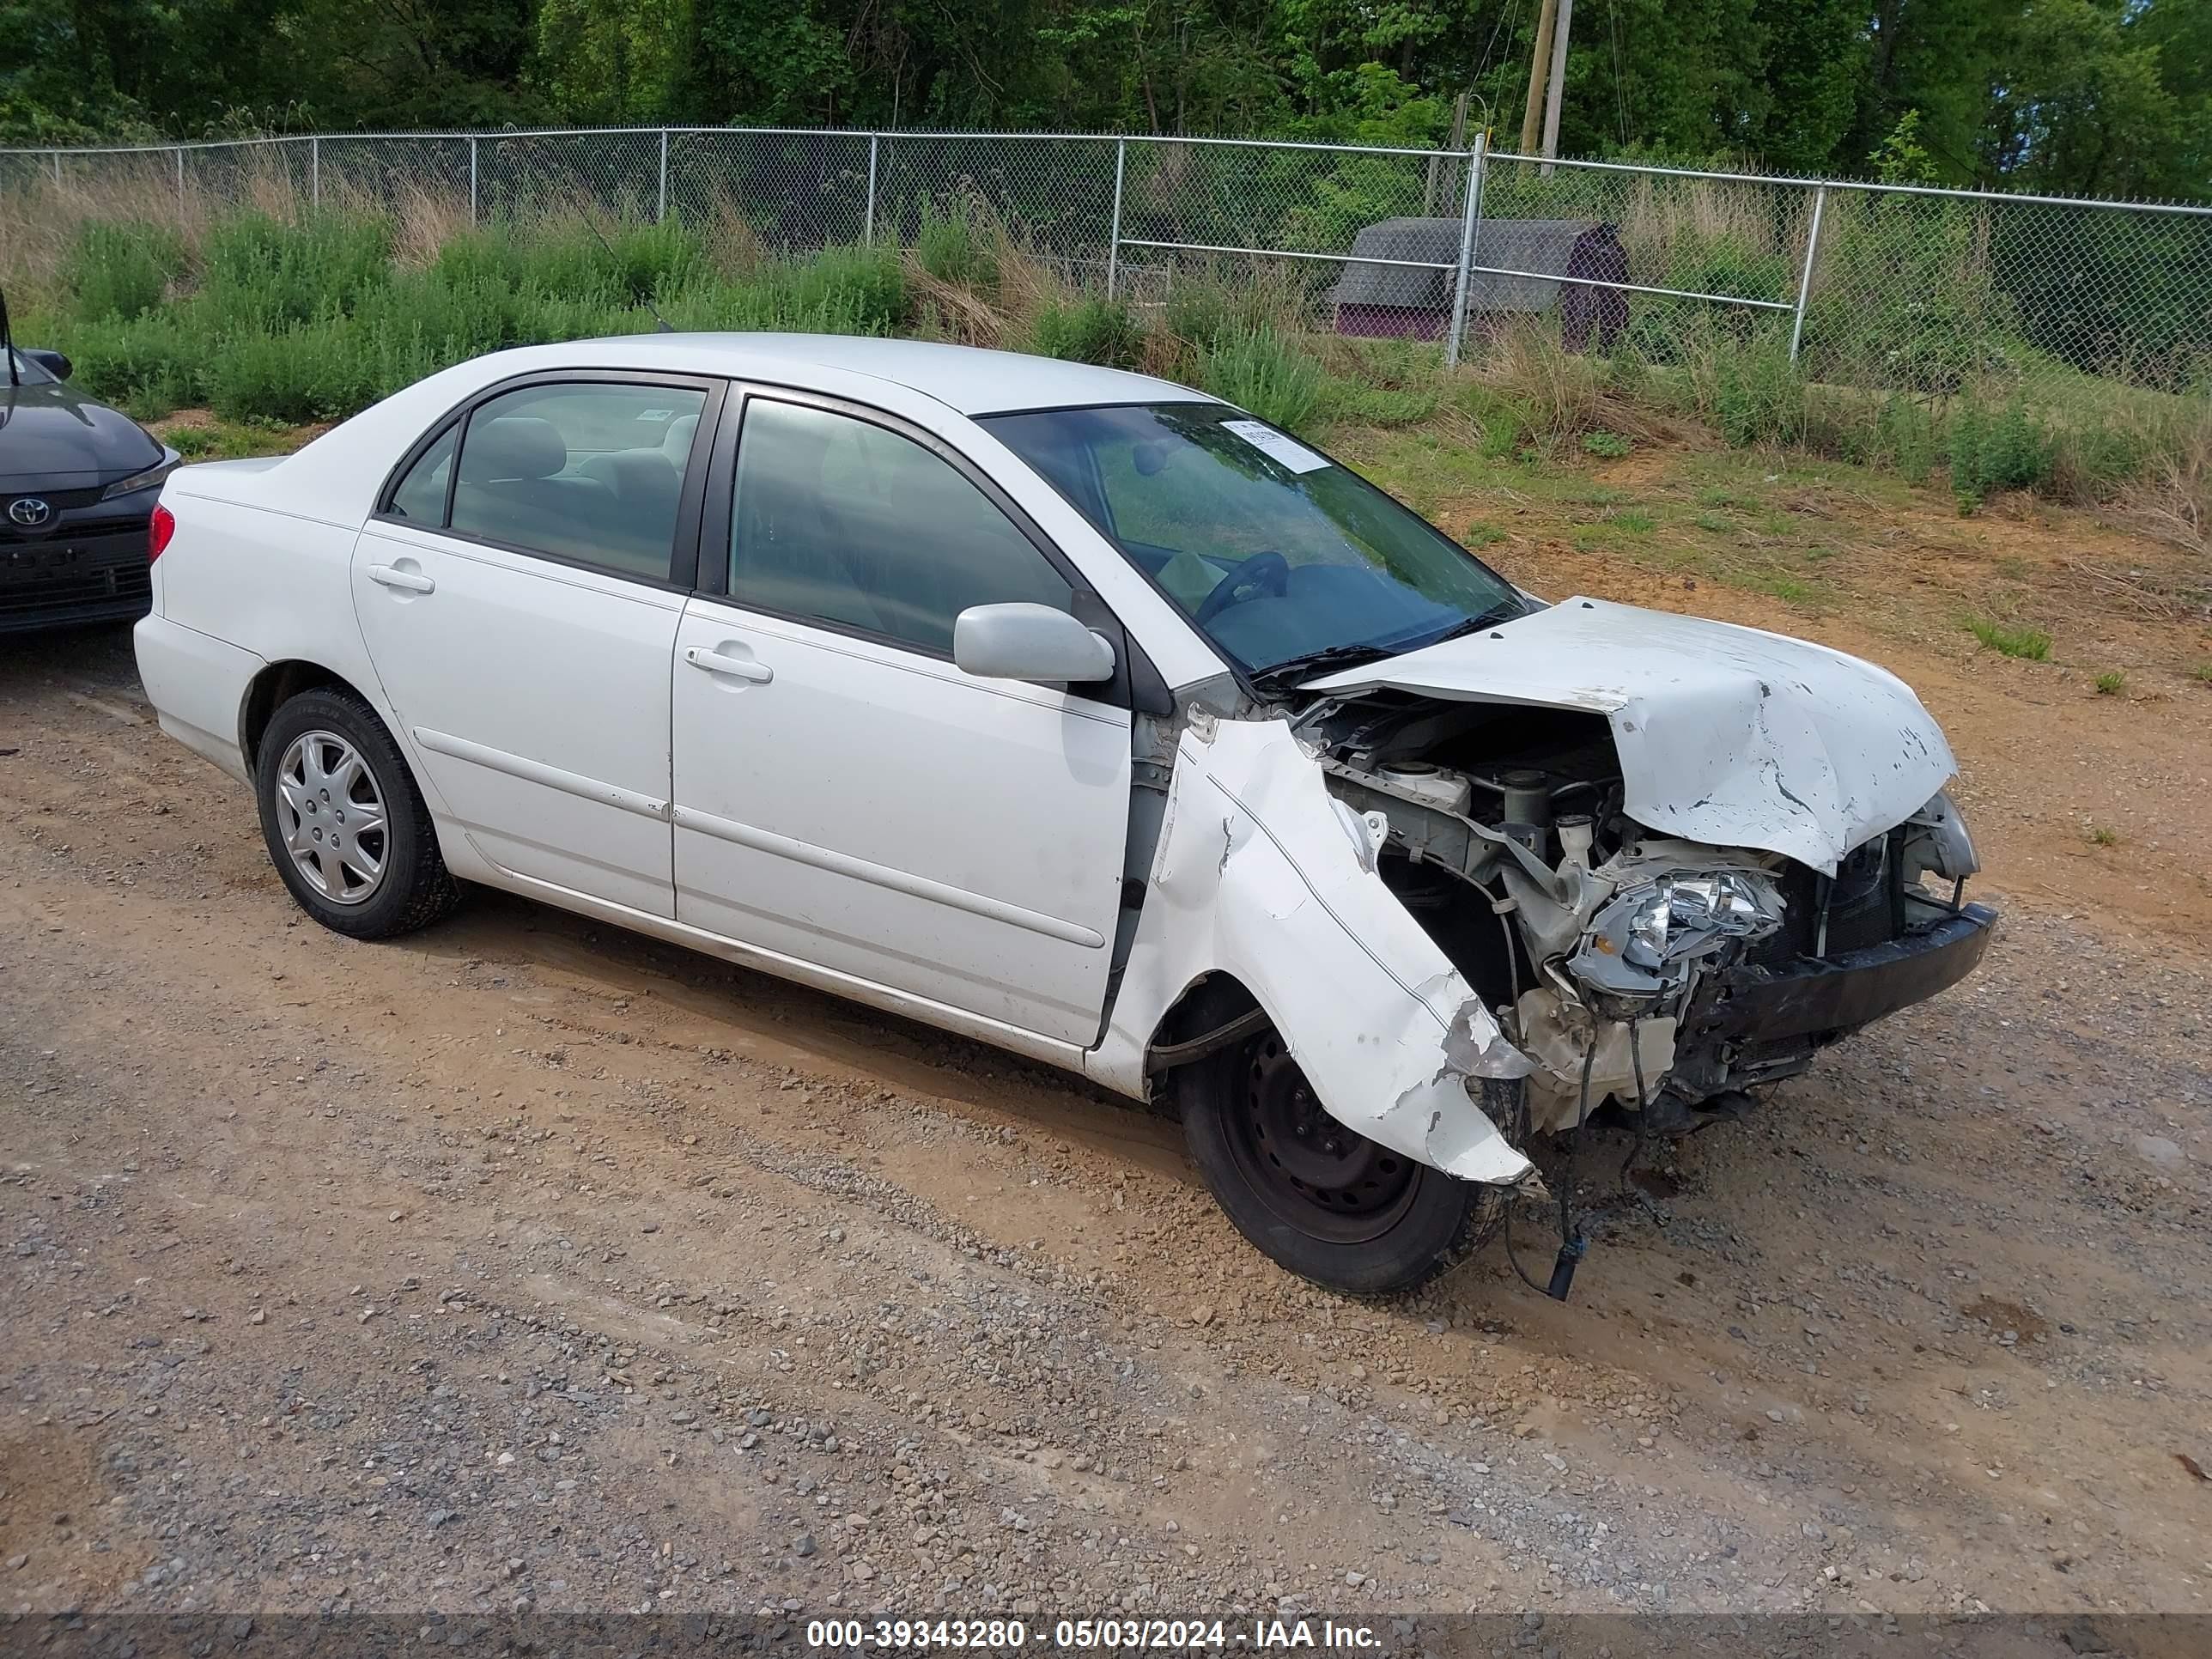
[728, 398, 1071, 654]
[445, 382, 708, 581]
[386, 425, 455, 523]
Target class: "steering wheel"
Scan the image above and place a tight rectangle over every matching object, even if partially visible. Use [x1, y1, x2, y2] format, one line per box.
[1194, 550, 1291, 624]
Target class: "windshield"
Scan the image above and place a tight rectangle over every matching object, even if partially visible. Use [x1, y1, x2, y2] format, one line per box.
[981, 402, 1523, 681]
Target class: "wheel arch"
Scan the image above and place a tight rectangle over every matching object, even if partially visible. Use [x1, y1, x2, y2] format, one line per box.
[239, 660, 375, 775]
[1143, 970, 1265, 1084]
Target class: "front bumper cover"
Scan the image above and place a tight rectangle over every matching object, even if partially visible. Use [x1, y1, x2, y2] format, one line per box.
[1699, 895, 1996, 1048]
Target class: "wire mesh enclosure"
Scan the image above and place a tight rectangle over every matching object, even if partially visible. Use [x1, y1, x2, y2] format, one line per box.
[6, 125, 2208, 393]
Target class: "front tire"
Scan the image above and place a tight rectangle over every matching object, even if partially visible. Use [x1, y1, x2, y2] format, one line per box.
[1176, 1018, 1504, 1297]
[254, 687, 459, 939]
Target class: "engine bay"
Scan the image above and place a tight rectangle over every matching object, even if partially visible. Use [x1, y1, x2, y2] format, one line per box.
[1300, 691, 1978, 1136]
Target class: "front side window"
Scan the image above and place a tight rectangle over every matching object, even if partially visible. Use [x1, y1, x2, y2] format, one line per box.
[981, 403, 1525, 684]
[728, 398, 1071, 655]
[447, 381, 707, 580]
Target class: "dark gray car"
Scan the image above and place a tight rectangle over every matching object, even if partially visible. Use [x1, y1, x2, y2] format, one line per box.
[2, 331, 178, 634]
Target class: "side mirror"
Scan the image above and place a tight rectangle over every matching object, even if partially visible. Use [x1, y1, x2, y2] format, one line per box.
[25, 348, 71, 380]
[953, 602, 1116, 685]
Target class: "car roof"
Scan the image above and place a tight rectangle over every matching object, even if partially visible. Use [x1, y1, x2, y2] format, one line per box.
[556, 332, 1218, 416]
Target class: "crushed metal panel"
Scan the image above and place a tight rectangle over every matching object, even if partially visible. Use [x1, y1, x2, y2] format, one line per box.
[1304, 596, 1957, 873]
[1087, 716, 1534, 1188]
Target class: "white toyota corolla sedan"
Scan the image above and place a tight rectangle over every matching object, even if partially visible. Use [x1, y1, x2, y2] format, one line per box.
[134, 334, 1992, 1296]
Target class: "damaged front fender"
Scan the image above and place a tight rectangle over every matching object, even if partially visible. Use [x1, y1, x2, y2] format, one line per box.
[1087, 716, 1534, 1188]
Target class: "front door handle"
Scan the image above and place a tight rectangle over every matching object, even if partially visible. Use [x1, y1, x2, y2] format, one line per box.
[368, 562, 436, 594]
[684, 645, 773, 684]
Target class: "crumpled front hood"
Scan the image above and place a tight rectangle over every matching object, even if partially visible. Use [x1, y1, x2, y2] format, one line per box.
[1304, 596, 1956, 872]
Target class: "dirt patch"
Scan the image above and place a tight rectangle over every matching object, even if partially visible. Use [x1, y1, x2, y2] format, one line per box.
[1960, 1297, 2051, 1343]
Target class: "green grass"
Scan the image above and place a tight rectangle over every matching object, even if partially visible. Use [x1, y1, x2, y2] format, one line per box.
[12, 199, 2203, 529]
[1964, 617, 2053, 660]
[2093, 670, 2127, 695]
[1195, 328, 1327, 433]
[1023, 295, 1142, 368]
[2195, 662, 2212, 684]
[1747, 573, 1822, 605]
[2087, 824, 2121, 848]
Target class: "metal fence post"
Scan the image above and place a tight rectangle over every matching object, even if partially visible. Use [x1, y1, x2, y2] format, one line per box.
[1105, 138, 1127, 300]
[469, 136, 479, 225]
[174, 147, 185, 218]
[310, 136, 320, 209]
[1445, 134, 1488, 368]
[51, 150, 61, 187]
[1788, 183, 1828, 364]
[657, 129, 669, 222]
[864, 133, 880, 246]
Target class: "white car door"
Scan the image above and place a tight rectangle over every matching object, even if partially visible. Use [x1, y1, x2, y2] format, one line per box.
[352, 374, 722, 918]
[670, 392, 1133, 1046]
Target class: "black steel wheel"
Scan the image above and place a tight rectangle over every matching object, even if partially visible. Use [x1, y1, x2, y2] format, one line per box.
[1175, 994, 1505, 1297]
[1223, 1032, 1420, 1243]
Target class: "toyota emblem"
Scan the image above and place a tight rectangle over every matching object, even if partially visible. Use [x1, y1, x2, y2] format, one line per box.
[7, 497, 52, 528]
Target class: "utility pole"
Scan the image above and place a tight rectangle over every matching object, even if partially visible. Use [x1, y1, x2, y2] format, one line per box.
[1424, 90, 1472, 216]
[1520, 0, 1560, 154]
[1540, 0, 1576, 173]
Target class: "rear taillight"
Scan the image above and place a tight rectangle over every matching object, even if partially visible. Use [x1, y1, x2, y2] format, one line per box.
[149, 503, 175, 562]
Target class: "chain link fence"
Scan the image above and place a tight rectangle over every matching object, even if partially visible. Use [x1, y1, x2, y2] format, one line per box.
[5, 127, 2209, 393]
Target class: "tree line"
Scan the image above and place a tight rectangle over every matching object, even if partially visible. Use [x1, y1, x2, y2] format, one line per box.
[3, 1, 2205, 200]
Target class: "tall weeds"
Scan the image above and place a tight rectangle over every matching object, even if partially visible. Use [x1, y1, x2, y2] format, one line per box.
[3, 168, 2197, 522]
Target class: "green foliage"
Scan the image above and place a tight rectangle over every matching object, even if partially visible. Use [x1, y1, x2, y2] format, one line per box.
[914, 199, 997, 290]
[1691, 337, 1807, 448]
[759, 245, 908, 334]
[1023, 296, 1142, 368]
[1948, 398, 2053, 510]
[1318, 380, 1440, 427]
[204, 320, 370, 422]
[2092, 670, 2126, 696]
[1164, 279, 1286, 353]
[1195, 328, 1327, 433]
[5, 0, 2209, 214]
[1870, 112, 1944, 186]
[66, 221, 188, 319]
[1963, 616, 2052, 660]
[53, 310, 205, 418]
[198, 212, 393, 328]
[1581, 431, 1632, 459]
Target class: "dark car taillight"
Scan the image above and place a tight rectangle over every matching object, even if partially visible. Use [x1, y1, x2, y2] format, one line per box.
[149, 503, 175, 562]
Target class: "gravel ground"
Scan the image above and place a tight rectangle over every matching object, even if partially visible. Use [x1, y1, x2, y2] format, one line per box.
[3, 624, 2209, 1635]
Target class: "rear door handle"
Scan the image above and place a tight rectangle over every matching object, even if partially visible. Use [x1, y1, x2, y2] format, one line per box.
[684, 645, 773, 684]
[368, 563, 435, 594]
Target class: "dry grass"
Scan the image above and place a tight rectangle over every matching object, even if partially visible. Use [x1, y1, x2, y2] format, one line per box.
[389, 183, 472, 270]
[1465, 323, 1676, 448]
[2107, 415, 2211, 554]
[1617, 173, 1790, 274]
[904, 261, 1007, 346]
[700, 191, 769, 274]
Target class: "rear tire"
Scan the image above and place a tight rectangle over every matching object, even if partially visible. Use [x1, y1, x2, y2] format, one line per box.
[1175, 1008, 1504, 1297]
[254, 687, 459, 940]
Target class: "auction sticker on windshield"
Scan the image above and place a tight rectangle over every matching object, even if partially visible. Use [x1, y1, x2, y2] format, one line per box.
[1220, 419, 1331, 474]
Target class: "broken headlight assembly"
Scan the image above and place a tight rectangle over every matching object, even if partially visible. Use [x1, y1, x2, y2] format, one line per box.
[1566, 869, 1784, 1012]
